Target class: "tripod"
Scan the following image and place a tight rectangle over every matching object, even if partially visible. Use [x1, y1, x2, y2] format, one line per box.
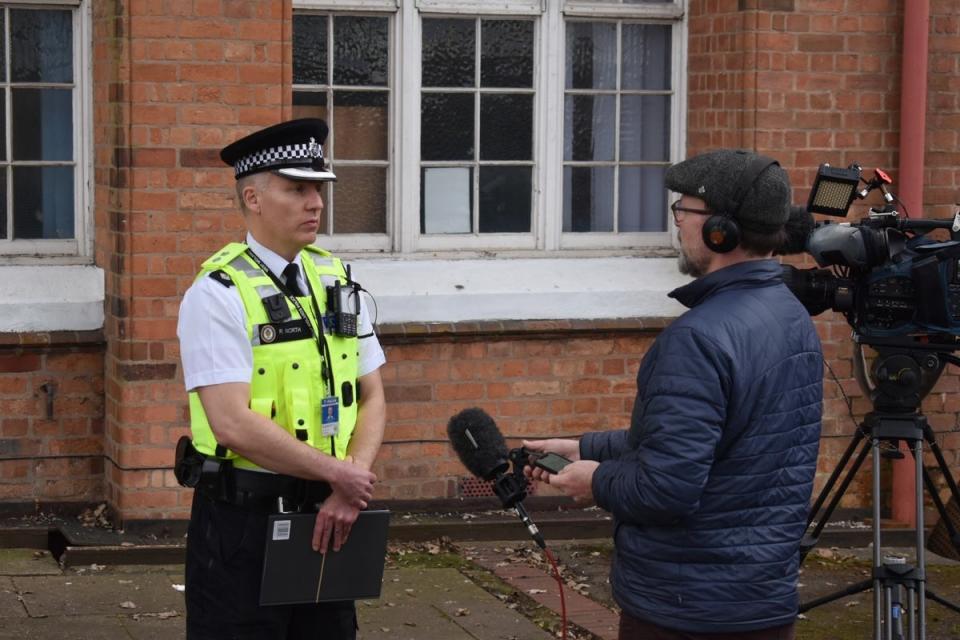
[801, 346, 960, 639]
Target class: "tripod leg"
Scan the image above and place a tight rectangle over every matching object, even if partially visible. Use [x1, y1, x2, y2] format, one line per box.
[798, 578, 873, 613]
[922, 427, 960, 556]
[802, 432, 872, 561]
[925, 589, 960, 615]
[808, 426, 866, 526]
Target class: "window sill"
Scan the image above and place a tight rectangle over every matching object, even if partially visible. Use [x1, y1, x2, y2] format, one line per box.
[0, 264, 104, 333]
[351, 255, 689, 325]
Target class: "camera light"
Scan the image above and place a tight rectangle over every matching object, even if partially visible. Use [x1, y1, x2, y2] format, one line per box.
[807, 164, 860, 217]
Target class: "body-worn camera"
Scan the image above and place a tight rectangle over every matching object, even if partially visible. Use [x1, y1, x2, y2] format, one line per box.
[783, 164, 960, 347]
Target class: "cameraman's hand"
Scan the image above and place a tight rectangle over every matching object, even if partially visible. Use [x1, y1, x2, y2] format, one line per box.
[522, 439, 580, 484]
[329, 456, 376, 510]
[312, 490, 360, 554]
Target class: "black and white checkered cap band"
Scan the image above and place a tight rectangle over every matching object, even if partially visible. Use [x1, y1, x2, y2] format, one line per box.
[234, 141, 324, 178]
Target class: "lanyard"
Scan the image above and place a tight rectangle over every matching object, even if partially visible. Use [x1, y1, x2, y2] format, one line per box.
[244, 248, 336, 395]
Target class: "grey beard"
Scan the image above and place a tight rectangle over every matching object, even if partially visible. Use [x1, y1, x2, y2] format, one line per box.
[677, 247, 705, 278]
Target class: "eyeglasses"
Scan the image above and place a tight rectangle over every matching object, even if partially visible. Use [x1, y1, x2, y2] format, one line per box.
[670, 199, 712, 223]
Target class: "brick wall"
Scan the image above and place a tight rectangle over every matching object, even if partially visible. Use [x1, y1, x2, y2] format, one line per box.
[94, 1, 291, 520]
[374, 323, 660, 500]
[689, 0, 960, 510]
[5, 1, 959, 523]
[0, 333, 105, 504]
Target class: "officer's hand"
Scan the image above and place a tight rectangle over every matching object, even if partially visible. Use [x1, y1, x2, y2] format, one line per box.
[330, 458, 376, 510]
[312, 490, 360, 554]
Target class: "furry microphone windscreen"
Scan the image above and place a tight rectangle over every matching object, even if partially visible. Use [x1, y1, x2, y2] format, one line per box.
[447, 407, 510, 481]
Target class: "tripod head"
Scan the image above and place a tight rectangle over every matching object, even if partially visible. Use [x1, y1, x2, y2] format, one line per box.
[853, 343, 949, 414]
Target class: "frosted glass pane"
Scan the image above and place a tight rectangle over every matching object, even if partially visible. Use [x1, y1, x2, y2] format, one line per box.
[563, 166, 613, 232]
[422, 19, 474, 87]
[620, 95, 670, 162]
[293, 14, 327, 85]
[332, 166, 386, 234]
[334, 16, 388, 86]
[479, 166, 531, 233]
[622, 24, 671, 91]
[422, 167, 471, 234]
[481, 20, 533, 88]
[564, 94, 615, 162]
[333, 91, 387, 161]
[480, 94, 532, 161]
[421, 93, 474, 161]
[11, 9, 71, 83]
[292, 91, 327, 121]
[619, 166, 668, 232]
[565, 22, 616, 90]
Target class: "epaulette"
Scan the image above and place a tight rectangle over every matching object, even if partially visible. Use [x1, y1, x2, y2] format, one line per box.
[202, 242, 248, 270]
[208, 270, 234, 288]
[303, 244, 333, 258]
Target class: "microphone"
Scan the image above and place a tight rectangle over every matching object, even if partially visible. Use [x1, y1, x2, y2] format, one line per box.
[447, 407, 545, 549]
[447, 407, 510, 481]
[776, 205, 816, 255]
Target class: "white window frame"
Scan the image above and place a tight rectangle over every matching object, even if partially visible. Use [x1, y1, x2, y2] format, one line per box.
[295, 0, 687, 256]
[0, 0, 91, 263]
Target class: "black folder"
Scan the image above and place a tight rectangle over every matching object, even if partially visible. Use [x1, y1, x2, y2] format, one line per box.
[259, 509, 390, 606]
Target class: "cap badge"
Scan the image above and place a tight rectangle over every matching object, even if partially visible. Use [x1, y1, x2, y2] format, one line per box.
[697, 185, 706, 194]
[308, 137, 321, 159]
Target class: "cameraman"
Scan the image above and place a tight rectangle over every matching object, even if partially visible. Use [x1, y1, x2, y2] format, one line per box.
[525, 150, 823, 639]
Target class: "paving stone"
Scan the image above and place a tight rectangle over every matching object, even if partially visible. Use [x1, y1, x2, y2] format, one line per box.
[12, 572, 184, 618]
[0, 549, 61, 576]
[0, 576, 27, 619]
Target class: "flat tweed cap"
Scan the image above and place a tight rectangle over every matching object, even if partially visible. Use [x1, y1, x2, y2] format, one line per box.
[665, 149, 790, 233]
[220, 118, 336, 182]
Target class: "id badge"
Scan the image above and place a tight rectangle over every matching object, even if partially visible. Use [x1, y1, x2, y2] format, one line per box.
[321, 396, 339, 437]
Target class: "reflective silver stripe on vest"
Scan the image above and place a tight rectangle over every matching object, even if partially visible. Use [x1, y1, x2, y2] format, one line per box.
[307, 254, 336, 270]
[228, 255, 262, 278]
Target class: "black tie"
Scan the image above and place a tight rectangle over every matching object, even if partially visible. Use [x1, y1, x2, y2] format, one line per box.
[282, 263, 303, 296]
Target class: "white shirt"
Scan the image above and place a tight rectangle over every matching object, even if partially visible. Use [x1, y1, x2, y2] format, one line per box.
[177, 234, 386, 392]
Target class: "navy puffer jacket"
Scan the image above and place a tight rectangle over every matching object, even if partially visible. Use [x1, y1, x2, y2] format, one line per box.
[582, 260, 822, 634]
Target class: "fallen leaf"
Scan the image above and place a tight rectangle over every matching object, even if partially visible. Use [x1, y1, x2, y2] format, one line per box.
[119, 601, 137, 609]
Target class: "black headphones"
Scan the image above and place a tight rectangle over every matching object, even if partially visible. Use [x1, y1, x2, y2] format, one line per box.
[701, 154, 779, 253]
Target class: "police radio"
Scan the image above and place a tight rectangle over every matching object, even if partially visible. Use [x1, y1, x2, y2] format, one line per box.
[326, 265, 360, 337]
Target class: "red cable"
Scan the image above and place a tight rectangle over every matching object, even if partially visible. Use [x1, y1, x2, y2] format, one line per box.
[544, 547, 568, 640]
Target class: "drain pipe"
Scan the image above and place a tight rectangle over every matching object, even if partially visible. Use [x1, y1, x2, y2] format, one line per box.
[891, 0, 930, 529]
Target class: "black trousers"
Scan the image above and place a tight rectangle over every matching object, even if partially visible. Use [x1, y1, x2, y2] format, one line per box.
[185, 491, 357, 640]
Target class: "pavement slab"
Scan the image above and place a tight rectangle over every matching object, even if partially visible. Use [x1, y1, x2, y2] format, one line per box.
[0, 576, 27, 619]
[12, 572, 184, 618]
[360, 567, 554, 639]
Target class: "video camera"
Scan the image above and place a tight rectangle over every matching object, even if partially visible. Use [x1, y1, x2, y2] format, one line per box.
[782, 163, 960, 350]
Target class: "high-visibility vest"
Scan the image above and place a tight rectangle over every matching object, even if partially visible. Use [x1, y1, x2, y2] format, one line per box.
[188, 243, 359, 469]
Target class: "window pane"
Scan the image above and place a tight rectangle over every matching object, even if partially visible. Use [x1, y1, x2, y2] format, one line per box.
[619, 166, 667, 232]
[0, 12, 5, 83]
[422, 19, 475, 88]
[13, 89, 73, 161]
[564, 94, 614, 162]
[622, 24, 671, 91]
[13, 166, 73, 239]
[421, 93, 474, 161]
[332, 166, 386, 234]
[293, 14, 327, 85]
[479, 166, 530, 233]
[620, 94, 670, 161]
[480, 94, 532, 161]
[334, 16, 388, 86]
[11, 9, 72, 83]
[0, 89, 5, 159]
[481, 20, 533, 88]
[565, 22, 616, 90]
[0, 172, 6, 239]
[333, 91, 387, 161]
[292, 91, 328, 120]
[563, 166, 613, 232]
[422, 167, 471, 234]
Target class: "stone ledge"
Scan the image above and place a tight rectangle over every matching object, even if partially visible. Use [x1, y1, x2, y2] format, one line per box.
[377, 317, 671, 341]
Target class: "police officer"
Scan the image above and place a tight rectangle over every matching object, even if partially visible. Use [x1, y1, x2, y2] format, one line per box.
[176, 118, 386, 639]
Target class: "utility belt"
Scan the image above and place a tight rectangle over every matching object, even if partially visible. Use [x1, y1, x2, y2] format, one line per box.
[174, 436, 331, 512]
